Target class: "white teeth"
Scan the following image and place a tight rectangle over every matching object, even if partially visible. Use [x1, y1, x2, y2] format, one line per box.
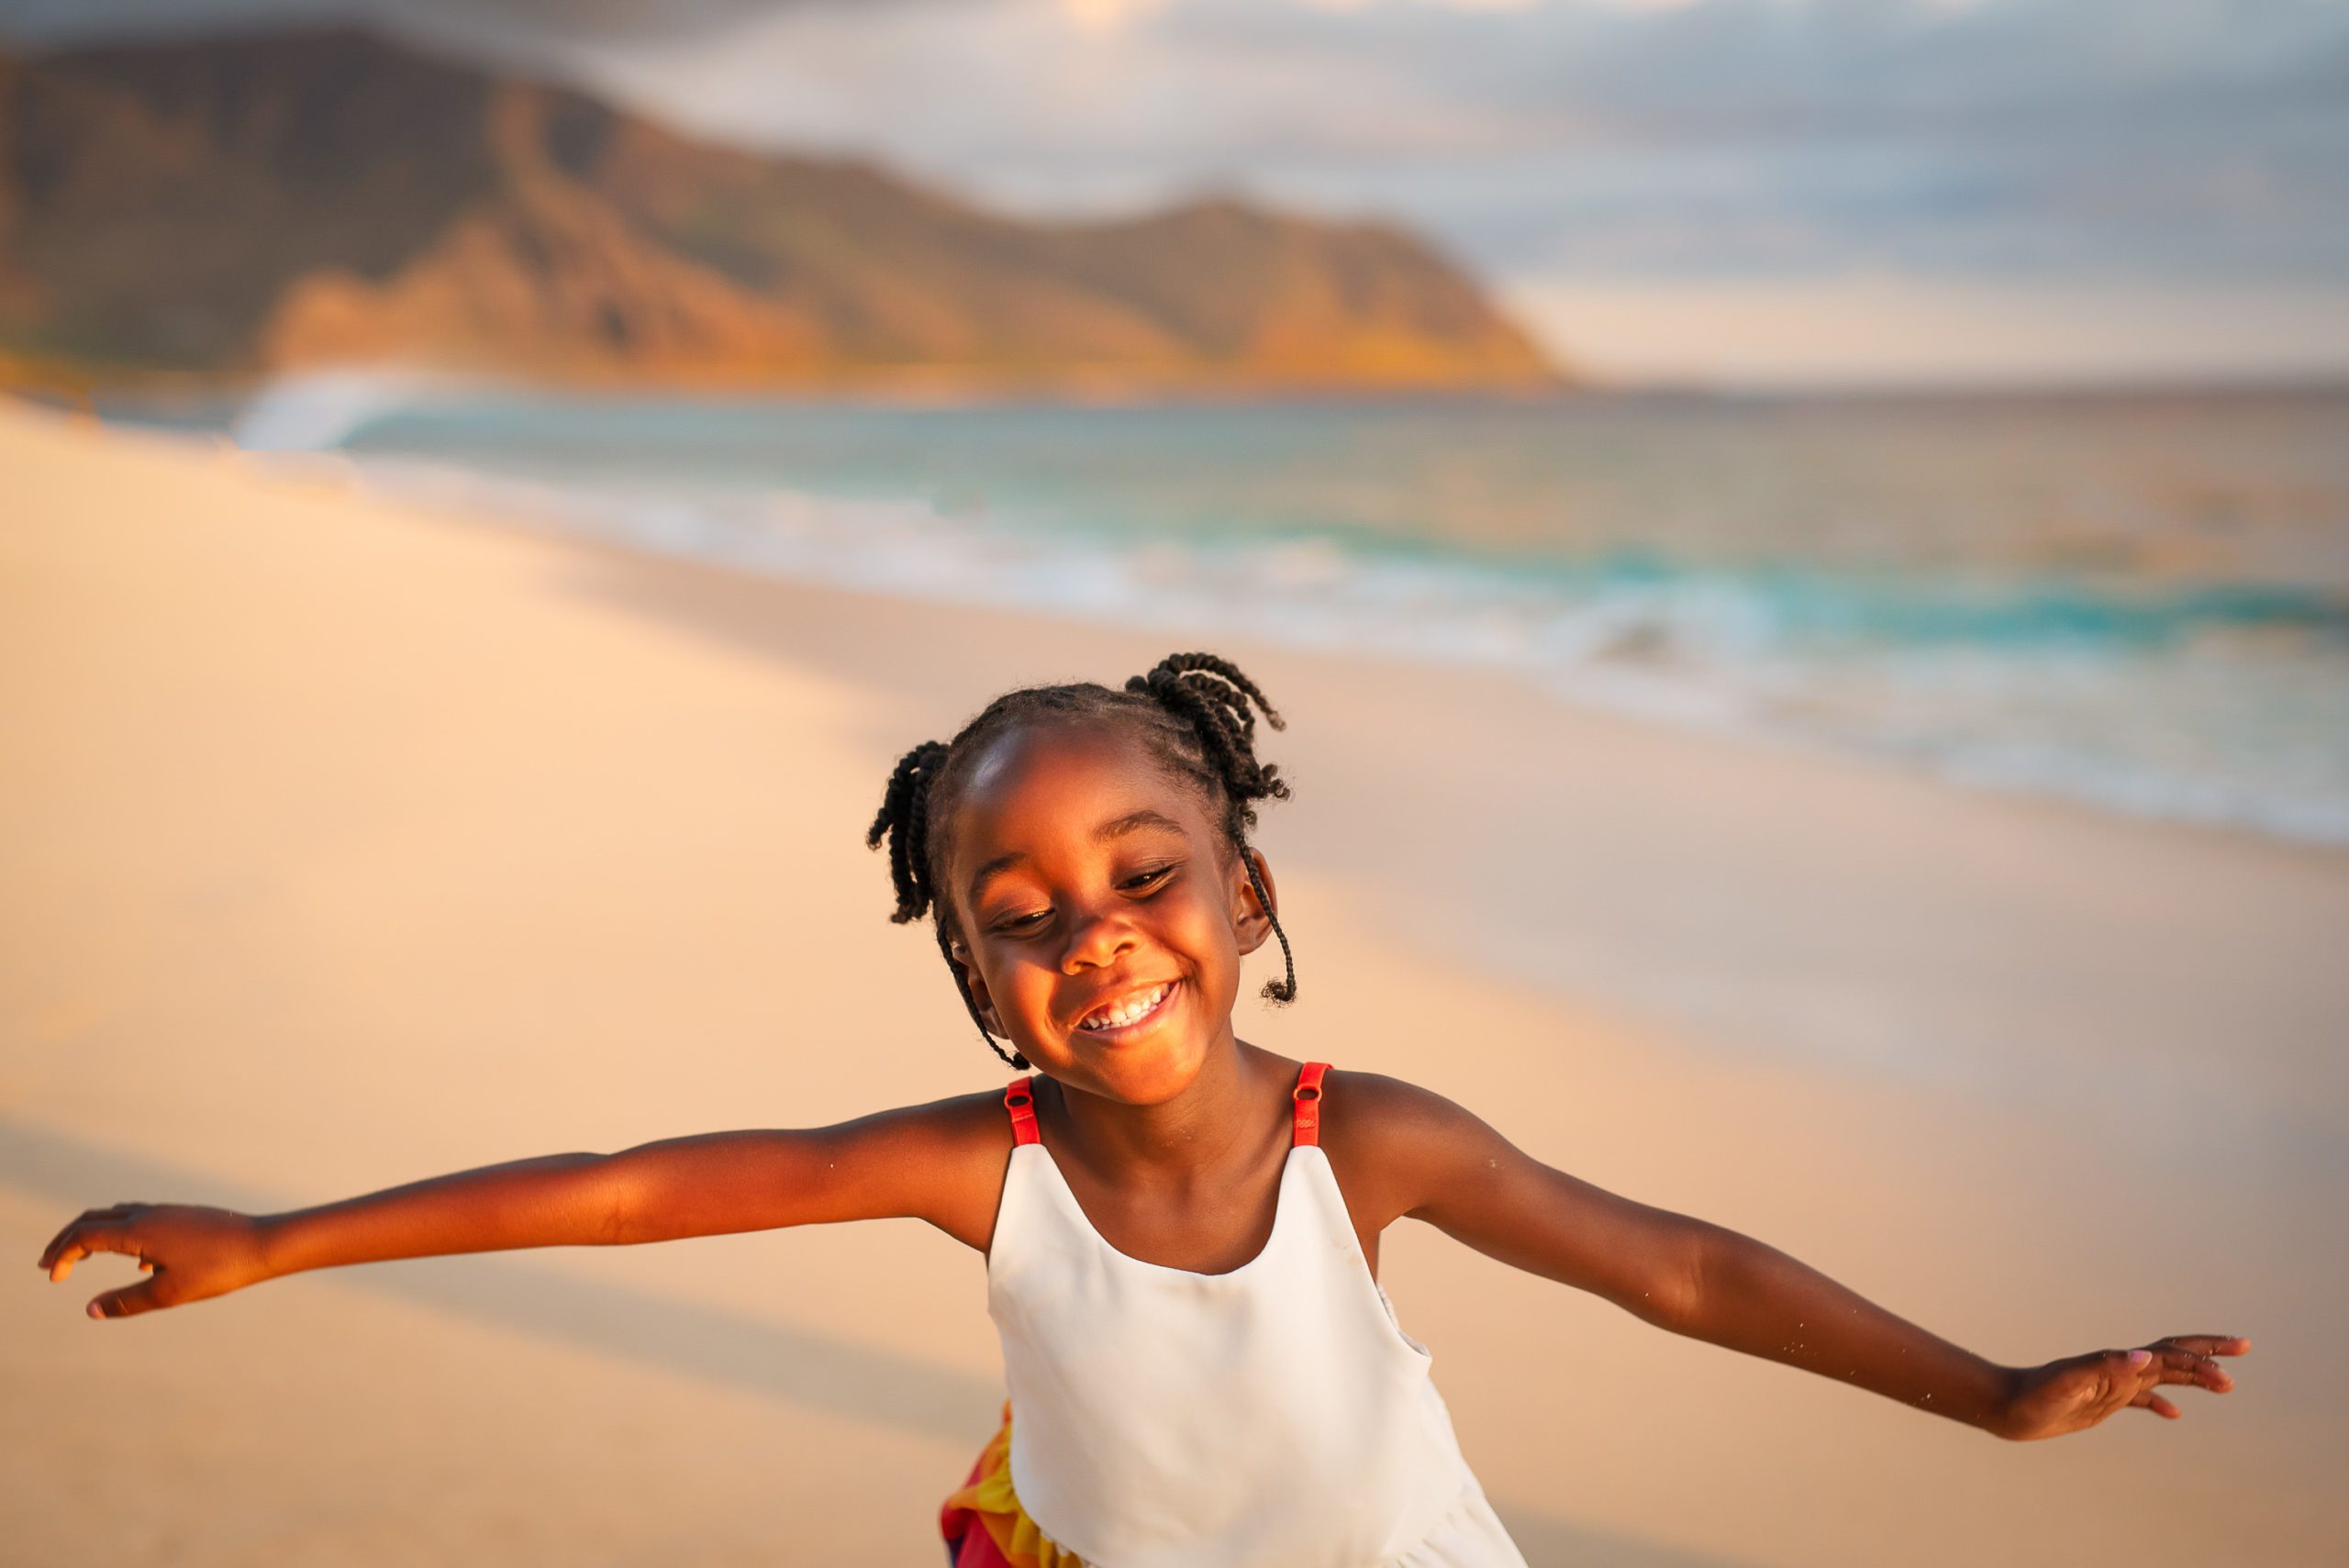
[1080, 981, 1171, 1031]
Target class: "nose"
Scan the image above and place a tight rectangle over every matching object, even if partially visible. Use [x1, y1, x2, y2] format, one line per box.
[1060, 903, 1139, 973]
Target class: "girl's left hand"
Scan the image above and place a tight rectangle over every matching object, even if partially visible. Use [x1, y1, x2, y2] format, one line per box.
[1995, 1335, 2249, 1440]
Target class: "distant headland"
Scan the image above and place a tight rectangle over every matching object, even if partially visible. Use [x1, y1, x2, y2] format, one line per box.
[0, 27, 1566, 397]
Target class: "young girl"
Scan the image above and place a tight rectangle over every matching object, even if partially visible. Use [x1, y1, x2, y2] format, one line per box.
[41, 651, 2246, 1568]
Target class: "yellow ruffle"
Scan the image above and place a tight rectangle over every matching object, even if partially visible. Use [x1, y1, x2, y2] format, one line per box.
[941, 1402, 1086, 1568]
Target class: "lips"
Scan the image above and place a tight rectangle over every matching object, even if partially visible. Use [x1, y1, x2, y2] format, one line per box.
[1073, 978, 1178, 1036]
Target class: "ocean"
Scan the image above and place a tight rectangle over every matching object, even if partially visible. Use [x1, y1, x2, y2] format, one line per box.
[192, 376, 2349, 850]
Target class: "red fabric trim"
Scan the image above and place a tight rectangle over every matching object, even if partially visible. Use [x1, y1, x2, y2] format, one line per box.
[1292, 1061, 1330, 1147]
[941, 1430, 1018, 1568]
[948, 1521, 1019, 1568]
[938, 1400, 1079, 1567]
[1005, 1076, 1041, 1146]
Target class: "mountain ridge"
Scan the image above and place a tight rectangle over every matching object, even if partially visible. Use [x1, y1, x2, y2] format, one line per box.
[0, 26, 1564, 395]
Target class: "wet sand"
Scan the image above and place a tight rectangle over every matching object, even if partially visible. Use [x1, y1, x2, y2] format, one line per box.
[3, 399, 2342, 1565]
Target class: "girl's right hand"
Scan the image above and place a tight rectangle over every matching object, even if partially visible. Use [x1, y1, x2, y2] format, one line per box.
[38, 1203, 273, 1318]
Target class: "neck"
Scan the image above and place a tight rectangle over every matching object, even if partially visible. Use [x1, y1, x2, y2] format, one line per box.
[1047, 1037, 1278, 1181]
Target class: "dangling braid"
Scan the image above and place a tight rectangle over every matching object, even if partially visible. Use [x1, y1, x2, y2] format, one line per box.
[865, 740, 1030, 1070]
[865, 651, 1299, 1069]
[867, 740, 948, 925]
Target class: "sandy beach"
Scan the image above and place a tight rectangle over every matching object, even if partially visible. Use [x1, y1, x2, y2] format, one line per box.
[4, 397, 2343, 1566]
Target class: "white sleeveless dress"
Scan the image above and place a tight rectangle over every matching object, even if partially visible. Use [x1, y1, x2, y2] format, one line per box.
[965, 1062, 1530, 1568]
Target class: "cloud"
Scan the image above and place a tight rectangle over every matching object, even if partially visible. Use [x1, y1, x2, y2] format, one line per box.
[542, 0, 2347, 291]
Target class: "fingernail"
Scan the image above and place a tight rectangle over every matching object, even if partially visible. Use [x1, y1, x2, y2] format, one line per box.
[85, 1301, 100, 1318]
[2127, 1349, 2153, 1367]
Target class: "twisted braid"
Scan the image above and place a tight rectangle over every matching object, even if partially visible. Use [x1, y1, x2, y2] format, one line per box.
[866, 739, 1029, 1069]
[865, 740, 949, 924]
[1125, 652, 1289, 841]
[865, 651, 1299, 1069]
[1125, 654, 1294, 1002]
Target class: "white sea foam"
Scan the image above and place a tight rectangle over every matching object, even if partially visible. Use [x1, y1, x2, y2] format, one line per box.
[317, 450, 2349, 851]
[230, 368, 488, 452]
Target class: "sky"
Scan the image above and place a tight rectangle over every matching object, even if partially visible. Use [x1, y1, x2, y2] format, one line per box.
[7, 0, 2347, 389]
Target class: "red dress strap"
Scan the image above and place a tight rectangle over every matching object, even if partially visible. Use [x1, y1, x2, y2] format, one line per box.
[1292, 1062, 1330, 1147]
[1003, 1076, 1041, 1146]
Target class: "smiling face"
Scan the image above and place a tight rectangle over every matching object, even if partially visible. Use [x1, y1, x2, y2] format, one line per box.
[941, 719, 1277, 1106]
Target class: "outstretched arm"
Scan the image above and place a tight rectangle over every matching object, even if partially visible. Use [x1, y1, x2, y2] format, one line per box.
[1681, 1229, 2243, 1438]
[1339, 1072, 2246, 1440]
[39, 1093, 1007, 1320]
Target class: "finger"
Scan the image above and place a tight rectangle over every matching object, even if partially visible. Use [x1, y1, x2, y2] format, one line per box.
[37, 1223, 79, 1273]
[44, 1226, 91, 1282]
[38, 1208, 127, 1271]
[2150, 1335, 2252, 1359]
[2132, 1392, 2182, 1419]
[2155, 1350, 2238, 1392]
[46, 1223, 138, 1283]
[86, 1276, 164, 1319]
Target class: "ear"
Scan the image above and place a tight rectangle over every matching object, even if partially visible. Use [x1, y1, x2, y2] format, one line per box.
[949, 935, 1008, 1038]
[1230, 847, 1279, 956]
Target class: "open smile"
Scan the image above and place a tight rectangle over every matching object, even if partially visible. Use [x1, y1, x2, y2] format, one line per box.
[1071, 978, 1181, 1040]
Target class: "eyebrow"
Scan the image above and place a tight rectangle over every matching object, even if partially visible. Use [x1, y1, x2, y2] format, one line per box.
[965, 808, 1189, 905]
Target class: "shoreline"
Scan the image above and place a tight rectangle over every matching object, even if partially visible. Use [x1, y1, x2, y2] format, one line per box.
[169, 365, 2347, 859]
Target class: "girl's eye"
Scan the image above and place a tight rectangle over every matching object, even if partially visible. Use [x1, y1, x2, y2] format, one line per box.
[989, 866, 1176, 935]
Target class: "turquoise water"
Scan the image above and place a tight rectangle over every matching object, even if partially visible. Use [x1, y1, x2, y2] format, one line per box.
[215, 379, 2349, 846]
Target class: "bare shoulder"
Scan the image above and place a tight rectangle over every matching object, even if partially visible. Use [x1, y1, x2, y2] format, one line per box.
[1313, 1068, 1514, 1232]
[1319, 1067, 1506, 1151]
[841, 1085, 1018, 1252]
[1309, 1066, 1710, 1319]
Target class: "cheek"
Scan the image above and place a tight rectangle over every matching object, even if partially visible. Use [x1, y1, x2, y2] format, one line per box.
[1176, 899, 1246, 989]
[995, 955, 1064, 1023]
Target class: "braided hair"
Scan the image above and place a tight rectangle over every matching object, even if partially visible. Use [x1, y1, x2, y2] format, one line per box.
[864, 652, 1297, 1070]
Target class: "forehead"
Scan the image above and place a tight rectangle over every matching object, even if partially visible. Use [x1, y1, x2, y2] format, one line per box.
[948, 722, 1209, 877]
